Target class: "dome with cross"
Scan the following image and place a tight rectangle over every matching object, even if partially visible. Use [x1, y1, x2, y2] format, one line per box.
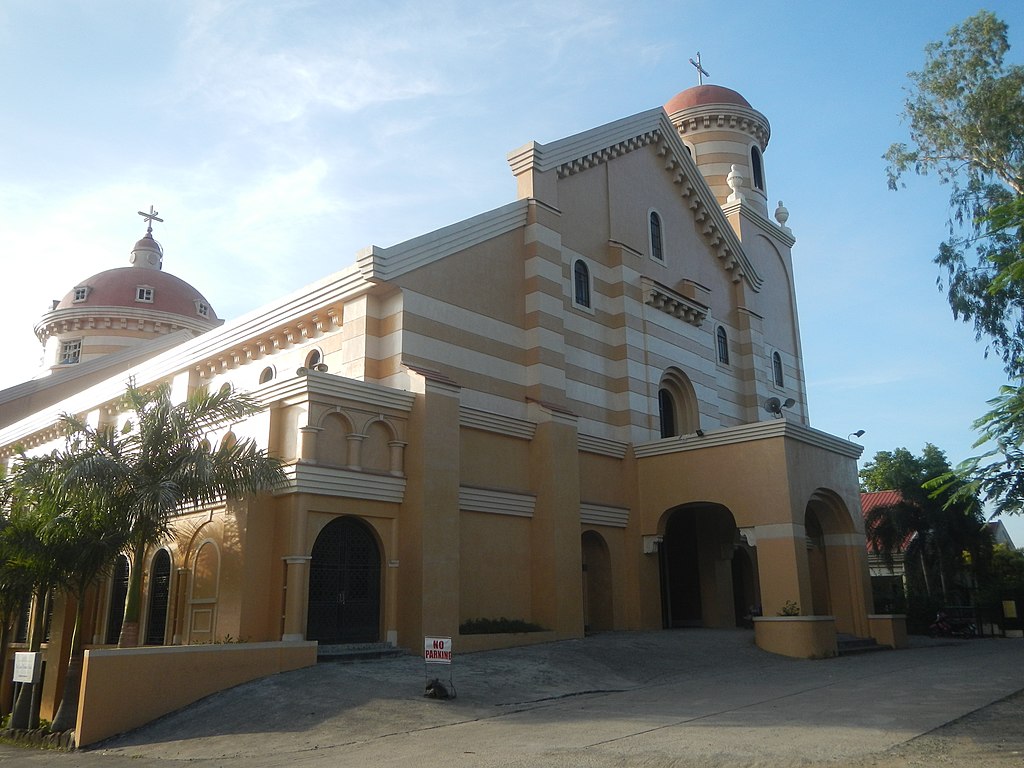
[34, 208, 222, 372]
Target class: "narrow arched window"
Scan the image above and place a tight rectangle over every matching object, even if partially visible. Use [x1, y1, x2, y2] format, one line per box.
[658, 388, 676, 438]
[259, 366, 274, 384]
[716, 326, 729, 365]
[649, 211, 664, 261]
[573, 259, 591, 308]
[750, 146, 764, 191]
[772, 351, 784, 387]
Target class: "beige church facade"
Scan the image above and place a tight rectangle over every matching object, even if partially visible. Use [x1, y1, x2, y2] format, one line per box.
[1, 84, 892, 727]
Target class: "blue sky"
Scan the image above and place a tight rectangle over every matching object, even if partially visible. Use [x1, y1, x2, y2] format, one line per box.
[1, 1, 1021, 540]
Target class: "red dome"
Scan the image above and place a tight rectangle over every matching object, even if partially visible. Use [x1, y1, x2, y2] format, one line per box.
[56, 267, 219, 322]
[664, 85, 752, 113]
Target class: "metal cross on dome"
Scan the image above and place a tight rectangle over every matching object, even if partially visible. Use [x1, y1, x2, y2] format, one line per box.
[138, 205, 164, 234]
[689, 52, 709, 85]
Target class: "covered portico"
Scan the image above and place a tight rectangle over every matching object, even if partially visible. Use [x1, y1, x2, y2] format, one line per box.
[633, 420, 873, 656]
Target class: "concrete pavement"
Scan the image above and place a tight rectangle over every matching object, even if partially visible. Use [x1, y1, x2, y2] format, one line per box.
[2, 629, 1023, 767]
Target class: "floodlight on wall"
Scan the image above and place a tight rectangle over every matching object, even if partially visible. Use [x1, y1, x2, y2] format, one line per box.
[642, 535, 663, 554]
[764, 397, 795, 418]
[848, 429, 866, 440]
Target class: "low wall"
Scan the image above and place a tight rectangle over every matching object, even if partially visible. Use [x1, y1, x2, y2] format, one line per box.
[754, 616, 837, 659]
[868, 614, 908, 649]
[456, 631, 558, 653]
[76, 641, 316, 747]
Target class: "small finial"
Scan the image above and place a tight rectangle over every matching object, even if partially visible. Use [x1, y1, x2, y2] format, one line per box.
[689, 52, 709, 86]
[138, 205, 164, 235]
[775, 201, 792, 235]
[726, 164, 745, 203]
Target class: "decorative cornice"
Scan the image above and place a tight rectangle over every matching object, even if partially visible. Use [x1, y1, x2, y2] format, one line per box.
[261, 369, 416, 412]
[34, 305, 220, 341]
[357, 200, 529, 283]
[633, 420, 863, 459]
[580, 502, 630, 528]
[666, 103, 771, 150]
[459, 486, 536, 518]
[281, 463, 406, 503]
[577, 432, 628, 458]
[460, 407, 536, 440]
[641, 277, 708, 327]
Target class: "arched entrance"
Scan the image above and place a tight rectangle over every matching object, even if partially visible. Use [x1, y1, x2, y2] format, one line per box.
[144, 550, 171, 646]
[660, 503, 748, 628]
[307, 517, 382, 644]
[581, 531, 613, 633]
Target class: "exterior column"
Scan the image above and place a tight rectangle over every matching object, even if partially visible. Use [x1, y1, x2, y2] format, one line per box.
[170, 567, 190, 645]
[298, 426, 321, 463]
[751, 522, 813, 618]
[281, 556, 312, 641]
[529, 403, 584, 637]
[398, 369, 462, 646]
[345, 433, 365, 470]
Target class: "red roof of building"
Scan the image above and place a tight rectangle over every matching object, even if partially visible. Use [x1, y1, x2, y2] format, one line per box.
[55, 267, 219, 322]
[860, 490, 917, 553]
[664, 85, 752, 114]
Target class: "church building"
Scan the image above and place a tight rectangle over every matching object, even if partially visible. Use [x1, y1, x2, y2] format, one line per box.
[0, 82, 893, 727]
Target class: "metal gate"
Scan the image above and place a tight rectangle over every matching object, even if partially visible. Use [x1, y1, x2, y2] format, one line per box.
[307, 517, 381, 643]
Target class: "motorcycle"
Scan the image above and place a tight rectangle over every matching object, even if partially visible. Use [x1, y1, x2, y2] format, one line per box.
[928, 610, 976, 638]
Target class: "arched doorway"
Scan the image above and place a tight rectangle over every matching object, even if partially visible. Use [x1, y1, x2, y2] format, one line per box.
[307, 517, 382, 644]
[581, 531, 613, 633]
[144, 550, 171, 646]
[660, 503, 746, 628]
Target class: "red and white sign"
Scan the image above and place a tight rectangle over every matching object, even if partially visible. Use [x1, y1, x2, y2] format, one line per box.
[424, 636, 452, 664]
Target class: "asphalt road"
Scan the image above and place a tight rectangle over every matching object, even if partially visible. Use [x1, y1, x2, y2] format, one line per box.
[2, 630, 1023, 767]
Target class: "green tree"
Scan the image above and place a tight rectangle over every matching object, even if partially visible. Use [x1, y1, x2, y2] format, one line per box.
[933, 384, 1024, 518]
[885, 10, 1024, 375]
[60, 381, 285, 649]
[860, 444, 989, 603]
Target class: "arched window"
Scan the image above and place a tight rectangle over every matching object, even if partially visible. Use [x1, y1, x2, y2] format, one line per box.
[259, 366, 274, 384]
[145, 550, 172, 646]
[305, 349, 324, 370]
[716, 326, 730, 365]
[772, 351, 785, 387]
[750, 146, 764, 191]
[649, 211, 664, 261]
[573, 259, 591, 308]
[657, 369, 699, 438]
[658, 389, 676, 438]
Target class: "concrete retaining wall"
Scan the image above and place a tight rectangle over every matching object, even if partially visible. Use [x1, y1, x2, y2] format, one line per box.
[75, 641, 316, 747]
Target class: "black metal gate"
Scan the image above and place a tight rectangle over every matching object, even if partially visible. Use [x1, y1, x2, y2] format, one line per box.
[307, 517, 381, 643]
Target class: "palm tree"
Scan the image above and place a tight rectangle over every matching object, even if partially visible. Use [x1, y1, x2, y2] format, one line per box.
[60, 381, 285, 648]
[2, 449, 133, 732]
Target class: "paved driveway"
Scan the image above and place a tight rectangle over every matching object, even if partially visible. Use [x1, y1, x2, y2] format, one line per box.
[2, 630, 1023, 767]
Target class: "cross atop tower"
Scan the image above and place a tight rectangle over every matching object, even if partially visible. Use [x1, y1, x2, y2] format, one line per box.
[138, 205, 164, 234]
[688, 52, 709, 86]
